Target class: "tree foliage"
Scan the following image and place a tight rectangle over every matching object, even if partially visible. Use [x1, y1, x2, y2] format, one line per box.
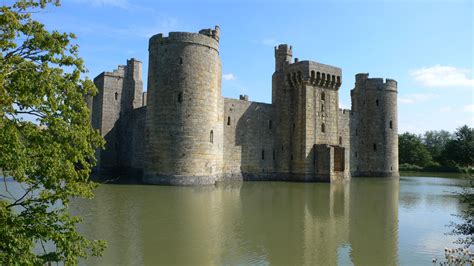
[0, 1, 105, 264]
[423, 130, 453, 162]
[442, 125, 474, 167]
[399, 132, 433, 167]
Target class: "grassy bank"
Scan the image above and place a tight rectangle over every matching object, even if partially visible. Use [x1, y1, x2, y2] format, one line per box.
[399, 163, 473, 177]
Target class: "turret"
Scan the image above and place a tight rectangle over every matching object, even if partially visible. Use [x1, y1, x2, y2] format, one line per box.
[274, 44, 292, 72]
[350, 73, 398, 177]
[144, 26, 224, 185]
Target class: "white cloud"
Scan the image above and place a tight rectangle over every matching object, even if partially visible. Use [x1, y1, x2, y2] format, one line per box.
[439, 106, 452, 113]
[463, 104, 474, 112]
[398, 93, 438, 104]
[222, 73, 236, 81]
[73, 0, 130, 9]
[261, 38, 279, 46]
[410, 65, 474, 88]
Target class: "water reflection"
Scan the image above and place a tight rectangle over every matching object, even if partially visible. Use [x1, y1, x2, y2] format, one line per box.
[72, 178, 404, 265]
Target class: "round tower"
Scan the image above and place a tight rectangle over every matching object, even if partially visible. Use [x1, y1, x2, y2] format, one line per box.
[350, 73, 398, 177]
[144, 26, 223, 185]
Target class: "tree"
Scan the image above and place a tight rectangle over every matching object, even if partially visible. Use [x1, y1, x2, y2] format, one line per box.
[423, 130, 452, 163]
[442, 125, 474, 167]
[0, 1, 105, 264]
[399, 132, 433, 167]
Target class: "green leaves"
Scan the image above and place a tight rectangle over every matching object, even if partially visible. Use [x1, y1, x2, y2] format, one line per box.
[0, 0, 105, 264]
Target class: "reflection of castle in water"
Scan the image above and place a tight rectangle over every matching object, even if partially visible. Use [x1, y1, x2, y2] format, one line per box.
[73, 180, 399, 265]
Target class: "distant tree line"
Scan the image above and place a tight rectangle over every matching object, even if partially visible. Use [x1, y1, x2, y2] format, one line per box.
[399, 125, 474, 173]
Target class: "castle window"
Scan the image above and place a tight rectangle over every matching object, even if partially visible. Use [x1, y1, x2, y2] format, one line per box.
[287, 74, 291, 86]
[373, 143, 377, 151]
[115, 92, 118, 101]
[179, 57, 183, 65]
[273, 149, 275, 160]
[389, 120, 393, 129]
[317, 72, 321, 80]
[339, 136, 342, 145]
[178, 92, 183, 103]
[321, 123, 325, 133]
[297, 71, 302, 81]
[321, 92, 325, 101]
[291, 154, 293, 161]
[355, 152, 358, 158]
[337, 76, 341, 84]
[311, 70, 315, 81]
[227, 116, 231, 126]
[269, 120, 272, 129]
[363, 100, 365, 106]
[376, 99, 379, 106]
[355, 129, 358, 136]
[321, 103, 325, 112]
[281, 145, 284, 151]
[332, 75, 335, 83]
[210, 130, 214, 143]
[391, 166, 393, 171]
[322, 73, 326, 81]
[293, 123, 295, 132]
[262, 150, 265, 160]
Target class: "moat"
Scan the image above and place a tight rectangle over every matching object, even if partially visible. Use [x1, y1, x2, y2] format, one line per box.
[70, 175, 467, 265]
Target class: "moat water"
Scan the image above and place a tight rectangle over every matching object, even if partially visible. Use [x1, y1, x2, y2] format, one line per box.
[65, 174, 469, 265]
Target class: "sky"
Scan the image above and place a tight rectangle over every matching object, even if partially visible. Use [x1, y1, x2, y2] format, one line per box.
[30, 0, 473, 134]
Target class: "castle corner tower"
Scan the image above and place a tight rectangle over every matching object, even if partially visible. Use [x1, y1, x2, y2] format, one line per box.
[350, 74, 399, 177]
[144, 26, 224, 185]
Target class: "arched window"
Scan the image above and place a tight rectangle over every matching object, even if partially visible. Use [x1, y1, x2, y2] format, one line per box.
[322, 73, 326, 81]
[178, 92, 183, 103]
[317, 72, 321, 80]
[210, 130, 214, 143]
[339, 136, 342, 145]
[321, 91, 325, 101]
[227, 116, 231, 126]
[321, 123, 325, 133]
[337, 76, 341, 84]
[321, 103, 325, 112]
[311, 70, 315, 81]
[115, 92, 118, 101]
[389, 120, 393, 129]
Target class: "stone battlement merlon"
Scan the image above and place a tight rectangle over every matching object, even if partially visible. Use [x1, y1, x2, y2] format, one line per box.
[149, 27, 220, 52]
[285, 60, 342, 89]
[339, 108, 352, 115]
[355, 73, 397, 92]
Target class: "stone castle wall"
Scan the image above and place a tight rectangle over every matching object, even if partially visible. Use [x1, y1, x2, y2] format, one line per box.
[223, 97, 275, 179]
[90, 27, 398, 185]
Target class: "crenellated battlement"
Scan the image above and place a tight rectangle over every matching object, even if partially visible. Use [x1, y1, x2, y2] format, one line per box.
[355, 73, 397, 92]
[284, 61, 342, 89]
[149, 26, 220, 51]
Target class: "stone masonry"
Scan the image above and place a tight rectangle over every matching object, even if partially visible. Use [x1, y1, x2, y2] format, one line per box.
[90, 26, 399, 185]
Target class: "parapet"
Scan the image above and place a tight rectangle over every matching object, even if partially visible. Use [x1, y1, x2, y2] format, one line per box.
[275, 44, 293, 57]
[285, 60, 342, 89]
[149, 26, 220, 51]
[239, 94, 249, 101]
[355, 73, 397, 92]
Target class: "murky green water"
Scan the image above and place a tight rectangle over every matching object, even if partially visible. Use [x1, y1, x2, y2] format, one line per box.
[67, 175, 470, 265]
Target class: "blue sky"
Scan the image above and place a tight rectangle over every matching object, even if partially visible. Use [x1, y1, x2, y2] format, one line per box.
[34, 0, 473, 134]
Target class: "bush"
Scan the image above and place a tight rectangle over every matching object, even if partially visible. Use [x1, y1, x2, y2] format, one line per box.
[399, 163, 423, 171]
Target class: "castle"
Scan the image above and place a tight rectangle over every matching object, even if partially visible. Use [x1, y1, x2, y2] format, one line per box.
[89, 26, 399, 185]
